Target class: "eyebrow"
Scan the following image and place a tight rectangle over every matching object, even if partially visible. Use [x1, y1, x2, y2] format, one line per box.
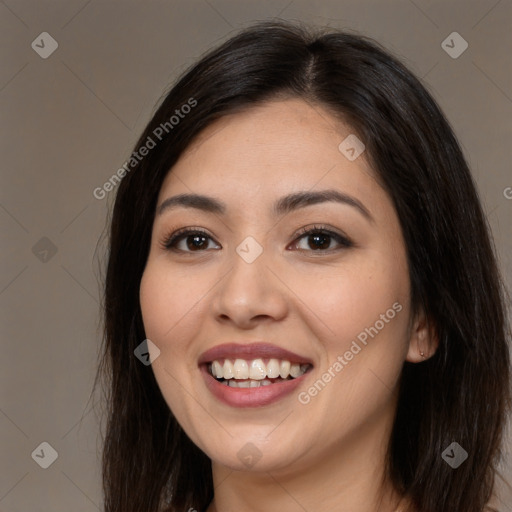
[157, 190, 373, 222]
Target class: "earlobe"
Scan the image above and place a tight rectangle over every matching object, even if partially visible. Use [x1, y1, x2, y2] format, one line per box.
[406, 309, 439, 363]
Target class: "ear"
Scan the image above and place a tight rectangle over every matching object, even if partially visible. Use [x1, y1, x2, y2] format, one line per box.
[406, 307, 439, 363]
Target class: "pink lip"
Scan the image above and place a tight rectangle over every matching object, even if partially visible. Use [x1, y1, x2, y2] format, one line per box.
[200, 365, 310, 407]
[198, 342, 313, 408]
[198, 342, 313, 365]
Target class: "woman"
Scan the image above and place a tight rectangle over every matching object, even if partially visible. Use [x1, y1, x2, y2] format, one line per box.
[97, 21, 511, 512]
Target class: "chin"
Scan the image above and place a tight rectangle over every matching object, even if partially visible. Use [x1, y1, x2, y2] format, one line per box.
[201, 431, 309, 474]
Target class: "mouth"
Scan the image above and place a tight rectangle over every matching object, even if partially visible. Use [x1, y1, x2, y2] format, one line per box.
[207, 358, 312, 388]
[198, 343, 314, 407]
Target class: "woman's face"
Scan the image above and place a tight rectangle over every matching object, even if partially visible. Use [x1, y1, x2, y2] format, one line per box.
[140, 98, 418, 474]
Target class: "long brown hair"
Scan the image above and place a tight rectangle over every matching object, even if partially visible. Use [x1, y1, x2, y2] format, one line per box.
[96, 21, 511, 512]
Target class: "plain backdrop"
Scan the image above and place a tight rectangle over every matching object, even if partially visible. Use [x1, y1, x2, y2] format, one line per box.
[1, 1, 511, 510]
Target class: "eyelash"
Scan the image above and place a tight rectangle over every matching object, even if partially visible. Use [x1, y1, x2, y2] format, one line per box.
[160, 224, 353, 254]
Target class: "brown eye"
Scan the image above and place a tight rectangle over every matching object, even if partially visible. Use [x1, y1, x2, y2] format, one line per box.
[291, 226, 353, 252]
[162, 229, 221, 252]
[184, 234, 209, 251]
[306, 233, 332, 250]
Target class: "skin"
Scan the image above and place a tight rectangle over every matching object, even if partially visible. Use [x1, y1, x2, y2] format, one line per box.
[139, 98, 437, 512]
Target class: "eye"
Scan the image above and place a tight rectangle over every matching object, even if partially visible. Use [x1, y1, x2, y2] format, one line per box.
[161, 228, 221, 253]
[160, 224, 352, 254]
[289, 225, 353, 252]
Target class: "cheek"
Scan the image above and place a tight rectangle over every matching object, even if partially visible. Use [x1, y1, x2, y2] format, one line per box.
[139, 264, 199, 393]
[325, 258, 410, 397]
[139, 261, 205, 343]
[292, 252, 410, 348]
[140, 268, 172, 342]
[139, 264, 202, 420]
[295, 254, 411, 426]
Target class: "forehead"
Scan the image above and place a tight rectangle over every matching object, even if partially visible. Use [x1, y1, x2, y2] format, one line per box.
[158, 98, 380, 208]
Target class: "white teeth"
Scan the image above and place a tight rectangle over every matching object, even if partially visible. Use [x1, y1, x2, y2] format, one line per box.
[227, 378, 275, 388]
[209, 358, 310, 381]
[279, 360, 291, 379]
[223, 360, 234, 379]
[233, 359, 249, 379]
[267, 359, 280, 378]
[249, 359, 266, 380]
[212, 360, 223, 379]
[290, 363, 301, 378]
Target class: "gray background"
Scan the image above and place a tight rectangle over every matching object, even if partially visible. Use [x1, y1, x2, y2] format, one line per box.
[1, 0, 511, 510]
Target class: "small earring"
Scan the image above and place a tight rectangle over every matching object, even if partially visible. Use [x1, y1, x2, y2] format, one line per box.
[420, 351, 425, 358]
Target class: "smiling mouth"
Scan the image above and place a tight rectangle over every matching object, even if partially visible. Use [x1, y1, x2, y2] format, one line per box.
[207, 358, 313, 388]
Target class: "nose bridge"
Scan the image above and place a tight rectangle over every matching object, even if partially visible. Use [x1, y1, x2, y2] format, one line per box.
[212, 239, 288, 325]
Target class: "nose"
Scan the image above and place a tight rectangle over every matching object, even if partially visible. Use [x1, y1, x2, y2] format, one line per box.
[211, 248, 289, 329]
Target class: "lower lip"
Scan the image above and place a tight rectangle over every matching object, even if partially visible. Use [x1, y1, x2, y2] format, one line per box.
[200, 365, 309, 407]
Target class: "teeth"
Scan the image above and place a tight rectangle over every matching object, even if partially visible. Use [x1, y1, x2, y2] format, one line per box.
[290, 363, 301, 378]
[249, 359, 266, 380]
[209, 358, 310, 380]
[233, 359, 249, 379]
[279, 360, 291, 379]
[212, 361, 223, 379]
[223, 360, 234, 379]
[227, 378, 277, 388]
[267, 359, 280, 378]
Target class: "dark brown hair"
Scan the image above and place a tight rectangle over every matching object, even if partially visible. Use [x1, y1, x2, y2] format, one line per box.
[96, 20, 511, 512]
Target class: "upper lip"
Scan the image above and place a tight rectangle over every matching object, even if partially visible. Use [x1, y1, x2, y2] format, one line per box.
[198, 342, 313, 365]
